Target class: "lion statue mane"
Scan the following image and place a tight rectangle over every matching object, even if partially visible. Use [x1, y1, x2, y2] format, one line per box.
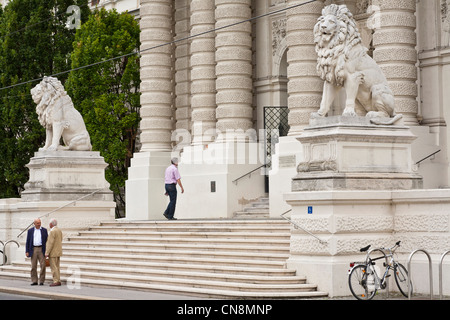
[313, 4, 401, 124]
[31, 76, 92, 151]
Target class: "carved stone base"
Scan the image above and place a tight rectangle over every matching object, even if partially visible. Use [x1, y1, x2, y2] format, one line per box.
[22, 150, 113, 202]
[293, 172, 423, 191]
[284, 189, 450, 296]
[292, 116, 423, 191]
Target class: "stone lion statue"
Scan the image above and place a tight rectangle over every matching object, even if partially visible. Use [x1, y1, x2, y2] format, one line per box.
[313, 4, 401, 124]
[31, 77, 92, 151]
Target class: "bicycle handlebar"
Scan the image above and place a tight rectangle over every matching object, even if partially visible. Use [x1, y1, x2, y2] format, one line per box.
[360, 241, 401, 254]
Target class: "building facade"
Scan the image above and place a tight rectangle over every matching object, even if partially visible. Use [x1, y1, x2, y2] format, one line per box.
[125, 1, 450, 295]
[89, 0, 139, 16]
[126, 0, 450, 220]
[1, 0, 449, 296]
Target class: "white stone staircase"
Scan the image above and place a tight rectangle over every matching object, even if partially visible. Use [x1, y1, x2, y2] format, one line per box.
[233, 197, 270, 219]
[0, 219, 328, 299]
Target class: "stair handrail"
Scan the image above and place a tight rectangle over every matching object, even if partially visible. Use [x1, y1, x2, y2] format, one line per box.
[232, 164, 266, 185]
[416, 149, 441, 165]
[15, 188, 103, 238]
[280, 209, 328, 245]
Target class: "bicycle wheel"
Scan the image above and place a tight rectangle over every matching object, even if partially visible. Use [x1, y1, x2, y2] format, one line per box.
[394, 263, 412, 297]
[348, 264, 377, 300]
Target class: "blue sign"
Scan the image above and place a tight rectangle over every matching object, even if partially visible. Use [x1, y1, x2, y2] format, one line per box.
[308, 206, 313, 214]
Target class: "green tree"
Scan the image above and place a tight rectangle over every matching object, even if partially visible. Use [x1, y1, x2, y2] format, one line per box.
[66, 8, 141, 217]
[0, 0, 90, 198]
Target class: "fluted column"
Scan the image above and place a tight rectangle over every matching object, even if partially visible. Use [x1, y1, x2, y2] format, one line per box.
[191, 0, 217, 145]
[286, 0, 324, 136]
[139, 0, 174, 152]
[215, 0, 253, 142]
[372, 0, 419, 125]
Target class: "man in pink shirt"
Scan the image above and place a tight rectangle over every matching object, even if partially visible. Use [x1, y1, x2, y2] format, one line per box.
[163, 158, 184, 220]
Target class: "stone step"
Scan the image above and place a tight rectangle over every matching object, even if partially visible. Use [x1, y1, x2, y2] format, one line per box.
[247, 200, 269, 207]
[0, 270, 327, 299]
[88, 224, 288, 233]
[2, 258, 296, 278]
[61, 246, 289, 261]
[76, 230, 289, 240]
[233, 198, 271, 218]
[0, 263, 318, 293]
[0, 219, 328, 299]
[233, 212, 270, 219]
[62, 240, 289, 255]
[59, 254, 287, 269]
[65, 235, 290, 247]
[0, 264, 303, 285]
[101, 219, 286, 227]
[244, 206, 269, 212]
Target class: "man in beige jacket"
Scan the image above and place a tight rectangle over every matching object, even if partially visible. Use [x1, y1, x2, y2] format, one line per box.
[45, 218, 63, 287]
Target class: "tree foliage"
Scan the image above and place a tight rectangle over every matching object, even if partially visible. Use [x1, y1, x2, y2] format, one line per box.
[66, 8, 141, 216]
[0, 0, 90, 198]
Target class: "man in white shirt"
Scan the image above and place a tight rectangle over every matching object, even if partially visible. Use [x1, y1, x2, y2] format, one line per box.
[25, 218, 48, 285]
[163, 158, 184, 220]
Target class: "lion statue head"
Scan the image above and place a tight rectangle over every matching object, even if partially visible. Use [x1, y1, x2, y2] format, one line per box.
[313, 4, 363, 87]
[31, 77, 67, 129]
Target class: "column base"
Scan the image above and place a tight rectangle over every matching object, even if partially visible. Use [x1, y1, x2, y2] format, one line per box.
[125, 151, 172, 220]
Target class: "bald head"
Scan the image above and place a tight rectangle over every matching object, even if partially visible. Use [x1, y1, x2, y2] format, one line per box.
[33, 218, 41, 229]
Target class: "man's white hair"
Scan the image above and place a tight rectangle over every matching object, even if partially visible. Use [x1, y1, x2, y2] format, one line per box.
[49, 218, 58, 226]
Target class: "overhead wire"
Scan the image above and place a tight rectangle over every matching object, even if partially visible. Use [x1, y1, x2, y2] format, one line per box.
[0, 0, 318, 96]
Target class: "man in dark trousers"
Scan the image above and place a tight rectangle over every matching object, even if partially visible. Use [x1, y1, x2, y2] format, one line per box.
[163, 157, 184, 220]
[25, 218, 48, 285]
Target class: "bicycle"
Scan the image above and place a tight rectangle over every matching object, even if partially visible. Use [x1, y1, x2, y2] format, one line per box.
[348, 241, 412, 300]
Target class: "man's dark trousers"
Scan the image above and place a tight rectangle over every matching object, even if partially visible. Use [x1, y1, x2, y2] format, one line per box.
[164, 183, 177, 219]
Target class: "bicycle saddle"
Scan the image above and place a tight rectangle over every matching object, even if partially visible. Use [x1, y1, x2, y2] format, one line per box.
[360, 245, 371, 252]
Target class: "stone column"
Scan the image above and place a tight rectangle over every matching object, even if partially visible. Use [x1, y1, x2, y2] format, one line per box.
[215, 0, 253, 141]
[174, 0, 191, 133]
[191, 0, 217, 145]
[139, 0, 174, 152]
[286, 0, 324, 136]
[372, 0, 419, 125]
[126, 0, 174, 220]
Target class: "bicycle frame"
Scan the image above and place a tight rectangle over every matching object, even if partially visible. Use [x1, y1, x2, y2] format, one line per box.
[352, 242, 401, 290]
[365, 248, 395, 290]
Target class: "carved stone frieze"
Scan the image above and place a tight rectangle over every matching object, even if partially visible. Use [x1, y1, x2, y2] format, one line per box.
[356, 0, 370, 15]
[297, 160, 338, 172]
[271, 0, 286, 7]
[272, 18, 286, 56]
[442, 0, 450, 46]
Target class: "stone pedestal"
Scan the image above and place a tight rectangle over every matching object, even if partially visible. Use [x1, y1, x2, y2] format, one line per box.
[22, 150, 113, 202]
[284, 188, 450, 297]
[1, 150, 116, 263]
[292, 116, 423, 191]
[282, 116, 441, 297]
